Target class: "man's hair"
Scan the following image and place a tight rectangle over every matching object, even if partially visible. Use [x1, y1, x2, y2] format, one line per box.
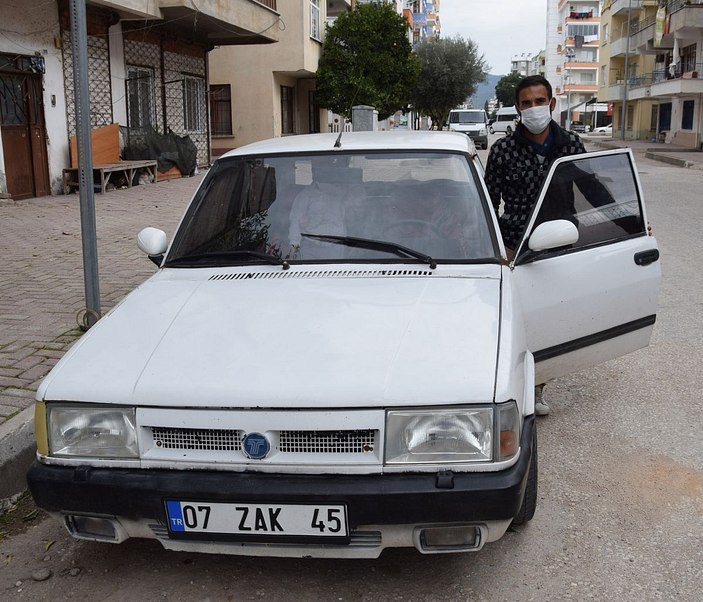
[515, 75, 553, 105]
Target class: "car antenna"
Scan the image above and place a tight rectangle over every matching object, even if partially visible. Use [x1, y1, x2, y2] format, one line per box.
[334, 83, 364, 149]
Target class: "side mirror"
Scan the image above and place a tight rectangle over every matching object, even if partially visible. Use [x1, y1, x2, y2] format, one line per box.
[528, 219, 579, 252]
[137, 227, 168, 266]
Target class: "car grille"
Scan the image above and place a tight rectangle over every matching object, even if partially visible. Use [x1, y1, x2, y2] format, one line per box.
[279, 430, 375, 453]
[151, 427, 243, 451]
[148, 427, 377, 455]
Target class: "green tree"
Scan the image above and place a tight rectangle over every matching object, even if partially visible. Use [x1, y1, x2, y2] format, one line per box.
[495, 72, 524, 107]
[315, 3, 418, 121]
[409, 36, 488, 131]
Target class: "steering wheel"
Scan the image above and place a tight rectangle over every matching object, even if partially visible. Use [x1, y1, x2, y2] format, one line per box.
[383, 219, 444, 239]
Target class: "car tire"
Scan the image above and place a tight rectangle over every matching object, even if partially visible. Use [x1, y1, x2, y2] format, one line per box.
[482, 142, 488, 150]
[511, 425, 537, 526]
[489, 127, 495, 134]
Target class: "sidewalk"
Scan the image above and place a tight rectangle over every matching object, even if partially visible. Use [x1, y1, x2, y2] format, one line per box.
[583, 135, 703, 170]
[0, 173, 204, 500]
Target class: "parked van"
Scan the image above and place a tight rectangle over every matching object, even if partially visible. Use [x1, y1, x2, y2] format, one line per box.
[447, 109, 488, 149]
[489, 106, 519, 135]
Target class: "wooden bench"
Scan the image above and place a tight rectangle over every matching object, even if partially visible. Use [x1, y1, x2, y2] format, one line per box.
[63, 124, 158, 194]
[63, 160, 158, 194]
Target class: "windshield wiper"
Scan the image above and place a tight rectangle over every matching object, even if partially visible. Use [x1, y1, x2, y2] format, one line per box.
[166, 250, 290, 270]
[301, 233, 437, 269]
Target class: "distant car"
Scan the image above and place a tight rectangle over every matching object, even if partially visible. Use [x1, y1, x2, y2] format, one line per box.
[447, 109, 488, 149]
[595, 123, 613, 135]
[28, 131, 661, 559]
[570, 121, 587, 133]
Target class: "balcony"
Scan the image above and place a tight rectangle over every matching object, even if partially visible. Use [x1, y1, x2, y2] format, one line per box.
[663, 0, 703, 39]
[609, 34, 630, 57]
[610, 0, 643, 16]
[155, 0, 280, 45]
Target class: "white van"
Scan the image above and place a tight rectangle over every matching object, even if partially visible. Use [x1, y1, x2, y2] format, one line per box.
[489, 106, 519, 135]
[447, 109, 488, 149]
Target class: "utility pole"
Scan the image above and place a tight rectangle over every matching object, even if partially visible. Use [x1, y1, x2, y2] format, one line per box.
[620, 0, 632, 141]
[70, 0, 101, 328]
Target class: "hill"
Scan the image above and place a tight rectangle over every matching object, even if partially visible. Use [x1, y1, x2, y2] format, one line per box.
[468, 73, 503, 110]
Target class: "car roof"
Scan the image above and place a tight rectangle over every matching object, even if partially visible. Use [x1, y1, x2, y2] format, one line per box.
[220, 131, 476, 159]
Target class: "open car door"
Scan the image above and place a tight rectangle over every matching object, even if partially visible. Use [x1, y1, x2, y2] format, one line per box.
[511, 148, 661, 384]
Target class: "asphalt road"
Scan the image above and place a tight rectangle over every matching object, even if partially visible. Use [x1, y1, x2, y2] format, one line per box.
[1, 135, 701, 601]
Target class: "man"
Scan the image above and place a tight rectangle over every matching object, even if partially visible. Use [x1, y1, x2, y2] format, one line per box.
[484, 75, 586, 416]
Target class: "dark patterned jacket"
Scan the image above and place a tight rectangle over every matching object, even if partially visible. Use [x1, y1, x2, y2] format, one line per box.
[484, 121, 586, 249]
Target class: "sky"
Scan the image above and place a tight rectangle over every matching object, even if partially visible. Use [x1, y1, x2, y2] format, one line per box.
[440, 0, 548, 76]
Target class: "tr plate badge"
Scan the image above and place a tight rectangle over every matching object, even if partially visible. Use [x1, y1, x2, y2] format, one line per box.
[242, 432, 270, 459]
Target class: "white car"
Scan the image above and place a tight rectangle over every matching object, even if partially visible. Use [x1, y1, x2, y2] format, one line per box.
[595, 123, 613, 135]
[28, 132, 660, 559]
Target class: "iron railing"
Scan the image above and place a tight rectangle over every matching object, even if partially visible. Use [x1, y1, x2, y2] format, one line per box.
[253, 0, 277, 10]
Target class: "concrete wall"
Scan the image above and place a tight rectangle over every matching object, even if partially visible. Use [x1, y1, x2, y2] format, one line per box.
[0, 1, 69, 195]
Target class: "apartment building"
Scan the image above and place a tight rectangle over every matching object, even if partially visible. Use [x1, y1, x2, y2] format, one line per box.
[600, 0, 702, 146]
[209, 1, 357, 154]
[546, 0, 604, 127]
[511, 51, 546, 77]
[0, 0, 277, 200]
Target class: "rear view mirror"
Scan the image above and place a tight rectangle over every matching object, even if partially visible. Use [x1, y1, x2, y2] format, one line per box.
[528, 220, 579, 252]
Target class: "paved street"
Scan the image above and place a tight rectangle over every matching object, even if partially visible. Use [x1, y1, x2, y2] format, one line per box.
[0, 174, 204, 427]
[0, 140, 702, 600]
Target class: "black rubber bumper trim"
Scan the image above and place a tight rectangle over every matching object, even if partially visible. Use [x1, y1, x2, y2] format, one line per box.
[28, 417, 534, 529]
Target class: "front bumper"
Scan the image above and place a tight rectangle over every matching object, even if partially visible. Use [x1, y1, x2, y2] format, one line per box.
[28, 416, 534, 556]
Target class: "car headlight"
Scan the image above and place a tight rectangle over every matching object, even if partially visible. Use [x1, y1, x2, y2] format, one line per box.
[385, 407, 494, 464]
[385, 403, 521, 465]
[48, 405, 138, 458]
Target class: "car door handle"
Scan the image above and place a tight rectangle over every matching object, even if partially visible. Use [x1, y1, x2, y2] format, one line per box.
[634, 249, 660, 266]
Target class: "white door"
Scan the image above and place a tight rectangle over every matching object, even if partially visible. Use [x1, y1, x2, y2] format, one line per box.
[511, 149, 661, 384]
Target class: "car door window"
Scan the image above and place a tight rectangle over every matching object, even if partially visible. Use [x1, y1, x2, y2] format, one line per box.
[516, 151, 646, 262]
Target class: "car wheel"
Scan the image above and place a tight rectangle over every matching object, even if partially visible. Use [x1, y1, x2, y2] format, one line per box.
[489, 127, 495, 134]
[482, 142, 488, 150]
[506, 125, 513, 135]
[511, 424, 537, 526]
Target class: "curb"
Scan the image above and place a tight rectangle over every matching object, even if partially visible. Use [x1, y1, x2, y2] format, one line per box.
[0, 406, 36, 502]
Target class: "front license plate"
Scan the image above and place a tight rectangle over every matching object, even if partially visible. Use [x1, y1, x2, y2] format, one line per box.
[165, 501, 348, 540]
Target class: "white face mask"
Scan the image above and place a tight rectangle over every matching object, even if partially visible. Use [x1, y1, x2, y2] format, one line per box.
[520, 105, 552, 134]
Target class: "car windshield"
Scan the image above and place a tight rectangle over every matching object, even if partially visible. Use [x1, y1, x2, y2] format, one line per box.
[449, 112, 485, 124]
[165, 151, 497, 267]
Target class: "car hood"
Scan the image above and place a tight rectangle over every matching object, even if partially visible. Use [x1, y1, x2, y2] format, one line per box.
[39, 267, 502, 408]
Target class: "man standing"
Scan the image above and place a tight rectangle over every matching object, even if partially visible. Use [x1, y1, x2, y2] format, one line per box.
[484, 75, 586, 416]
[485, 75, 585, 255]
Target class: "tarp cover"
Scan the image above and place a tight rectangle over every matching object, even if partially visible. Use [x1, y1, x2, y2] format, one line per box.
[121, 126, 198, 176]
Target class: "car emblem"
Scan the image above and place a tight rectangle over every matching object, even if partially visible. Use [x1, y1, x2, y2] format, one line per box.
[242, 432, 270, 460]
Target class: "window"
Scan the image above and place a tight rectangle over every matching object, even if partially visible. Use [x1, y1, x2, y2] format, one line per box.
[528, 153, 644, 255]
[600, 65, 607, 87]
[183, 76, 206, 132]
[626, 104, 634, 130]
[682, 100, 694, 130]
[126, 66, 155, 129]
[681, 44, 697, 73]
[567, 24, 599, 37]
[210, 84, 232, 136]
[281, 85, 294, 134]
[310, 0, 321, 41]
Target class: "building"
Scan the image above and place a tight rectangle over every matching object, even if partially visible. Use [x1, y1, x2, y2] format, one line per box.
[546, 0, 604, 128]
[600, 0, 703, 146]
[512, 53, 535, 76]
[0, 0, 278, 200]
[208, 1, 346, 155]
